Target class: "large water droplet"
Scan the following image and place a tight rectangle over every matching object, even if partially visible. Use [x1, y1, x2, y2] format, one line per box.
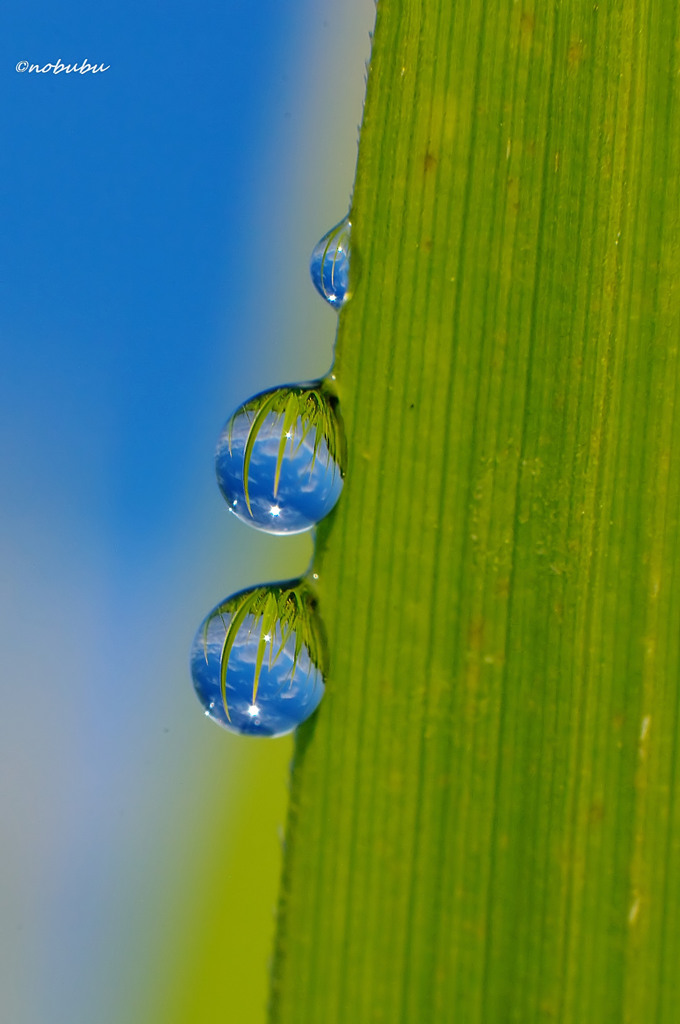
[310, 216, 351, 308]
[215, 382, 345, 534]
[190, 581, 327, 737]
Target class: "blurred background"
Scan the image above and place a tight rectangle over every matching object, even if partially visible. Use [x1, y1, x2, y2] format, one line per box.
[0, 1, 374, 1021]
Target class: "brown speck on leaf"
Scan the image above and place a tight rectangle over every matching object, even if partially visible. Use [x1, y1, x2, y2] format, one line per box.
[520, 12, 534, 37]
[467, 617, 485, 651]
[589, 800, 605, 824]
[568, 38, 585, 67]
[424, 150, 437, 173]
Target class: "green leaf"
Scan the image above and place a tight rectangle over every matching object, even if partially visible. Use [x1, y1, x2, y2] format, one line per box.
[270, 1, 680, 1021]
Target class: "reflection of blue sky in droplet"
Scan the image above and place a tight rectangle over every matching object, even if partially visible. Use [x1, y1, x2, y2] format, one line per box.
[216, 408, 343, 534]
[191, 611, 324, 737]
[310, 217, 351, 308]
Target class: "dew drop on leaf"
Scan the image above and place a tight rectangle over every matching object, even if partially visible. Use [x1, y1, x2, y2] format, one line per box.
[215, 382, 345, 534]
[190, 581, 327, 737]
[310, 216, 351, 308]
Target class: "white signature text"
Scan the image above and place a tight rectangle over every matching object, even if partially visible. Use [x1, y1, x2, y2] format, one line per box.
[16, 59, 110, 74]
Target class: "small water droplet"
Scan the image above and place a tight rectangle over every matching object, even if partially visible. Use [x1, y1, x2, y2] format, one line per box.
[216, 381, 345, 534]
[310, 216, 351, 308]
[190, 580, 327, 737]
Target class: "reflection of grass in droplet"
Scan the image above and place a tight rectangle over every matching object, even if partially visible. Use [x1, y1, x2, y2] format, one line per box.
[310, 215, 352, 308]
[202, 580, 327, 718]
[234, 383, 346, 516]
[318, 218, 351, 302]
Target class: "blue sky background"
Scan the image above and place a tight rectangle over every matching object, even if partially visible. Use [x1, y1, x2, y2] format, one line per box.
[0, 2, 374, 1021]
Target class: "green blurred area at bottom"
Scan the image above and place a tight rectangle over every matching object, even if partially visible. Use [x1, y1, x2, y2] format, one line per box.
[139, 735, 293, 1024]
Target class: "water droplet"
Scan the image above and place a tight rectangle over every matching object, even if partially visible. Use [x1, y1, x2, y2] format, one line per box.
[190, 581, 327, 737]
[310, 216, 351, 308]
[215, 382, 345, 534]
